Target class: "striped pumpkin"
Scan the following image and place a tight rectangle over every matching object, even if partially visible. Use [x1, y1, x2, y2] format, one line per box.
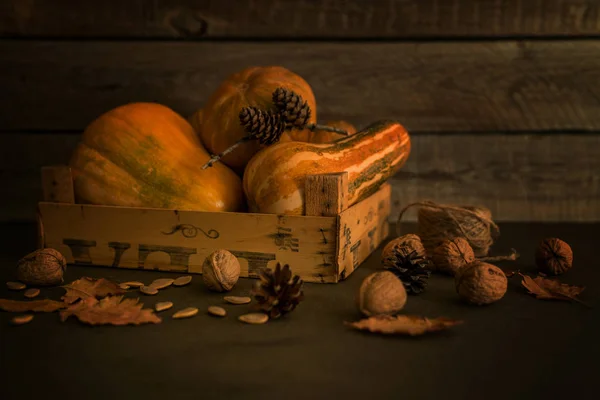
[243, 120, 410, 215]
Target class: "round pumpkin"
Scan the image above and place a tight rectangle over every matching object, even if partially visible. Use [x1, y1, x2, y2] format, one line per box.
[198, 66, 317, 172]
[70, 102, 243, 212]
[188, 108, 204, 136]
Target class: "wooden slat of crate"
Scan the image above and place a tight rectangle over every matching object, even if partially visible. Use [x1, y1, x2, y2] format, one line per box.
[337, 184, 391, 280]
[1, 0, 599, 38]
[38, 202, 340, 283]
[1, 40, 600, 132]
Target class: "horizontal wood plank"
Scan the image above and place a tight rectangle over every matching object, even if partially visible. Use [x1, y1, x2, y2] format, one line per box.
[2, 132, 598, 223]
[2, 40, 600, 132]
[1, 0, 599, 38]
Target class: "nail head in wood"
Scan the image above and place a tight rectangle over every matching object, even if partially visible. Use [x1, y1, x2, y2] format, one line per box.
[304, 172, 349, 216]
[41, 166, 75, 203]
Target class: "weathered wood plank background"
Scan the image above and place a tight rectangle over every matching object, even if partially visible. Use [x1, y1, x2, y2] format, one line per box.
[1, 0, 599, 222]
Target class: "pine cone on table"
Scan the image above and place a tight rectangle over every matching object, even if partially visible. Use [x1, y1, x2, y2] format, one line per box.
[251, 263, 304, 319]
[383, 247, 431, 295]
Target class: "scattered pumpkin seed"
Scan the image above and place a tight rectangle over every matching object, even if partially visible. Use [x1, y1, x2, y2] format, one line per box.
[6, 281, 26, 290]
[11, 314, 34, 325]
[207, 306, 227, 317]
[150, 278, 174, 290]
[119, 283, 130, 290]
[224, 296, 252, 305]
[155, 301, 173, 312]
[122, 281, 144, 288]
[140, 285, 159, 295]
[238, 313, 269, 325]
[172, 307, 199, 319]
[173, 275, 192, 287]
[24, 288, 40, 298]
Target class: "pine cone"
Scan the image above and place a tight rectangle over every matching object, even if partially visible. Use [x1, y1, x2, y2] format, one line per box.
[239, 107, 285, 145]
[251, 263, 304, 319]
[272, 87, 311, 129]
[383, 247, 431, 295]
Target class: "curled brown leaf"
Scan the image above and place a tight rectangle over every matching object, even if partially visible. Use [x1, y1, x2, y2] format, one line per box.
[60, 296, 161, 326]
[345, 315, 463, 336]
[61, 277, 125, 304]
[0, 298, 67, 312]
[519, 273, 587, 305]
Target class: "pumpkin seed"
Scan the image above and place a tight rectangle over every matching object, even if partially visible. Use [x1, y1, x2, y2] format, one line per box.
[150, 278, 174, 290]
[172, 307, 199, 319]
[224, 296, 252, 305]
[238, 313, 269, 325]
[11, 314, 34, 325]
[24, 288, 40, 298]
[207, 306, 227, 317]
[140, 285, 159, 295]
[119, 283, 130, 290]
[6, 281, 26, 290]
[155, 301, 173, 312]
[122, 281, 144, 288]
[173, 275, 192, 287]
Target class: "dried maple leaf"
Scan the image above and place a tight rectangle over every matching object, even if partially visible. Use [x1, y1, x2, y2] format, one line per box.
[61, 277, 125, 304]
[345, 315, 463, 336]
[0, 298, 67, 312]
[520, 273, 586, 304]
[60, 295, 161, 326]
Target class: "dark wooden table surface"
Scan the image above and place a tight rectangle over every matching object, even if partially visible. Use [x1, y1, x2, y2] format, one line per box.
[1, 222, 598, 400]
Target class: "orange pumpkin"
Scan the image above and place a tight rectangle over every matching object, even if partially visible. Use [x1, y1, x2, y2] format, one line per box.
[70, 102, 243, 212]
[244, 120, 410, 215]
[198, 66, 317, 173]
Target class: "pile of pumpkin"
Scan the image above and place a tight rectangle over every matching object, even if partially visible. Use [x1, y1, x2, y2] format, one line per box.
[69, 66, 411, 215]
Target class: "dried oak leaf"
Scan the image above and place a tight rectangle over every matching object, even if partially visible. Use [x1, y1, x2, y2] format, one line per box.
[345, 315, 463, 336]
[60, 295, 161, 326]
[0, 298, 67, 312]
[62, 277, 125, 304]
[520, 273, 585, 302]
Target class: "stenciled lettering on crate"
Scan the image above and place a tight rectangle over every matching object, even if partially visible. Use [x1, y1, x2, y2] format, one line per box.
[38, 168, 391, 283]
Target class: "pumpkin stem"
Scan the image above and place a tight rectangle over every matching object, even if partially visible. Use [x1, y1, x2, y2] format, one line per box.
[304, 123, 350, 136]
[202, 138, 251, 169]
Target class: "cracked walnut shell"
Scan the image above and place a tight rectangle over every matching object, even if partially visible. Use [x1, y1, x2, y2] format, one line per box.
[535, 238, 573, 275]
[357, 271, 407, 317]
[381, 234, 425, 260]
[455, 261, 507, 305]
[202, 249, 240, 292]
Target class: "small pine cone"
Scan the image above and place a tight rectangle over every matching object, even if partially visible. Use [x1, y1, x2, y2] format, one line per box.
[272, 87, 311, 128]
[239, 107, 285, 145]
[251, 263, 304, 319]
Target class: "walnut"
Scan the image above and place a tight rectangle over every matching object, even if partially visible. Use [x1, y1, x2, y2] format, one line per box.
[431, 237, 476, 275]
[381, 234, 425, 260]
[16, 248, 66, 286]
[535, 238, 573, 275]
[357, 271, 407, 316]
[202, 249, 240, 292]
[455, 261, 507, 305]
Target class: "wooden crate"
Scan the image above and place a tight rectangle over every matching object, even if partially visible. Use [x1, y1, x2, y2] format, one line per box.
[37, 167, 391, 283]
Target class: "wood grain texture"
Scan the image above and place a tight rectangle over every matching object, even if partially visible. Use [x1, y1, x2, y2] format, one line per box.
[2, 132, 599, 223]
[305, 172, 349, 217]
[41, 166, 74, 203]
[1, 0, 599, 38]
[2, 40, 600, 132]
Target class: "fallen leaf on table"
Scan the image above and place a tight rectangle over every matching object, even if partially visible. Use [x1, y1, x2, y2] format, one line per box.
[345, 315, 463, 336]
[60, 295, 161, 326]
[0, 298, 67, 312]
[520, 273, 586, 303]
[61, 277, 125, 304]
